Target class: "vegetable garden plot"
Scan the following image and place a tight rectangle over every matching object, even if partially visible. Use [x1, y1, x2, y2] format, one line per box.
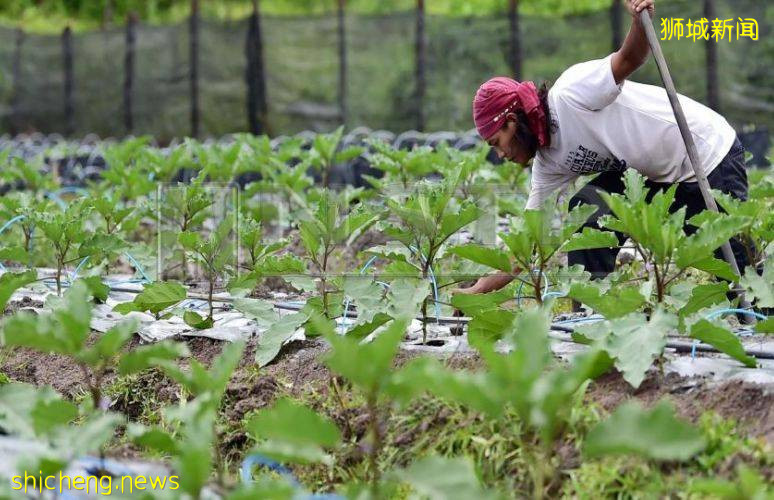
[0, 133, 772, 498]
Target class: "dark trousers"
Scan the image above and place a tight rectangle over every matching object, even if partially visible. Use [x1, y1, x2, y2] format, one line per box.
[567, 137, 750, 279]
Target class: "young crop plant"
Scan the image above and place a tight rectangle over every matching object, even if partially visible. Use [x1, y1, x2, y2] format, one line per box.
[158, 174, 213, 280]
[299, 191, 379, 319]
[450, 196, 618, 306]
[178, 215, 236, 328]
[0, 192, 43, 266]
[1, 281, 188, 412]
[227, 216, 304, 296]
[371, 171, 481, 341]
[688, 188, 773, 273]
[128, 341, 245, 495]
[306, 125, 363, 188]
[365, 140, 440, 191]
[241, 137, 312, 232]
[31, 199, 99, 295]
[597, 170, 746, 303]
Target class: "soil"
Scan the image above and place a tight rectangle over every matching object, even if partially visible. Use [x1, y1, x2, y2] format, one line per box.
[586, 371, 774, 444]
[2, 333, 772, 450]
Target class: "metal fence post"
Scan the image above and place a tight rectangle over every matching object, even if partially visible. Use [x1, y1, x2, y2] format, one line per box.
[190, 0, 200, 138]
[415, 0, 426, 131]
[245, 0, 267, 135]
[124, 12, 137, 135]
[62, 26, 75, 137]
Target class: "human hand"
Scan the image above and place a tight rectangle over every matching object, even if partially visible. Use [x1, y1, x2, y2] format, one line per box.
[625, 0, 654, 17]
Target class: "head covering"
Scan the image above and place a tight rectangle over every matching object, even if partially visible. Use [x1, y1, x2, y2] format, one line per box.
[472, 77, 549, 146]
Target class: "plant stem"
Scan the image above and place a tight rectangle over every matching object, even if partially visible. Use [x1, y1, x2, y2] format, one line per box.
[366, 392, 382, 496]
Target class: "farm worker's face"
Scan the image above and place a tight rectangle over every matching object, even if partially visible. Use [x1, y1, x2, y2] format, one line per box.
[485, 112, 537, 166]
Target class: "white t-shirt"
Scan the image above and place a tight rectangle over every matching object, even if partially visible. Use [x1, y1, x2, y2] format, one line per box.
[525, 52, 736, 209]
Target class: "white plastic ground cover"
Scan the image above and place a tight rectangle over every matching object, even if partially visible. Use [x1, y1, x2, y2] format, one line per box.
[3, 270, 773, 386]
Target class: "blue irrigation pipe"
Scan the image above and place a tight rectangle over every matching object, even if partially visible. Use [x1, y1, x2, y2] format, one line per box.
[691, 307, 770, 360]
[240, 453, 344, 499]
[704, 308, 767, 322]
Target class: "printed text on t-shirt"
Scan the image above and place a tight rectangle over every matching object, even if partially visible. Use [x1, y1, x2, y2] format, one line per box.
[564, 144, 627, 174]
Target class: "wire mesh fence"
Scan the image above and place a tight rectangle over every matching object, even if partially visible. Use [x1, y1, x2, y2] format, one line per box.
[0, 0, 770, 143]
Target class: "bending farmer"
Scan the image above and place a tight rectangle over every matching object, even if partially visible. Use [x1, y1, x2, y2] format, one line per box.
[457, 0, 751, 297]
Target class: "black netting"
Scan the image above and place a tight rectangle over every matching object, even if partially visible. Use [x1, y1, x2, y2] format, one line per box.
[0, 0, 771, 142]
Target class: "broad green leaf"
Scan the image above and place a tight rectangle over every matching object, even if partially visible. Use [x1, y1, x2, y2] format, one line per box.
[567, 282, 646, 318]
[256, 312, 309, 367]
[0, 245, 28, 263]
[233, 298, 279, 327]
[604, 310, 676, 388]
[679, 282, 729, 318]
[114, 281, 187, 316]
[184, 310, 215, 329]
[584, 400, 705, 460]
[398, 456, 500, 500]
[449, 286, 515, 317]
[690, 319, 756, 368]
[247, 398, 340, 465]
[79, 318, 138, 367]
[127, 424, 180, 454]
[31, 399, 78, 437]
[323, 317, 408, 392]
[80, 276, 110, 303]
[560, 227, 619, 253]
[0, 269, 37, 311]
[0, 383, 64, 437]
[118, 342, 190, 375]
[387, 357, 503, 417]
[690, 256, 738, 281]
[448, 244, 512, 273]
[740, 263, 773, 308]
[755, 317, 774, 334]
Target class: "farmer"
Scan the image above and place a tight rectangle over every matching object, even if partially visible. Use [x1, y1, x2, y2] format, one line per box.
[456, 0, 752, 298]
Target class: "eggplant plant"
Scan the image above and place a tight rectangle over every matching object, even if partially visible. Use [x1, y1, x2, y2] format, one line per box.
[365, 140, 440, 191]
[450, 197, 618, 306]
[371, 173, 480, 341]
[306, 125, 363, 188]
[2, 281, 188, 411]
[597, 170, 745, 303]
[129, 341, 245, 494]
[299, 191, 379, 318]
[688, 189, 773, 274]
[32, 199, 97, 295]
[178, 215, 236, 327]
[0, 192, 42, 265]
[227, 217, 304, 296]
[158, 175, 213, 280]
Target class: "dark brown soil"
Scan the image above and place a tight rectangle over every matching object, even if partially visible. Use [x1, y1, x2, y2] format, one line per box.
[586, 371, 774, 444]
[3, 296, 45, 315]
[2, 333, 772, 446]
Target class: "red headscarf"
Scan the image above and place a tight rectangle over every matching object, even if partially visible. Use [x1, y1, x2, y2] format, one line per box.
[473, 77, 549, 146]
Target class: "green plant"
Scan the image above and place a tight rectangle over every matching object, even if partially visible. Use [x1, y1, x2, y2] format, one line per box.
[450, 198, 617, 306]
[113, 281, 188, 320]
[597, 170, 744, 303]
[179, 215, 236, 327]
[2, 281, 188, 412]
[372, 173, 480, 341]
[129, 341, 245, 494]
[299, 191, 378, 318]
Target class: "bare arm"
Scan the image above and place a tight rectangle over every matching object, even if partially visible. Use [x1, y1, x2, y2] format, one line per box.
[611, 0, 655, 84]
[456, 266, 521, 295]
